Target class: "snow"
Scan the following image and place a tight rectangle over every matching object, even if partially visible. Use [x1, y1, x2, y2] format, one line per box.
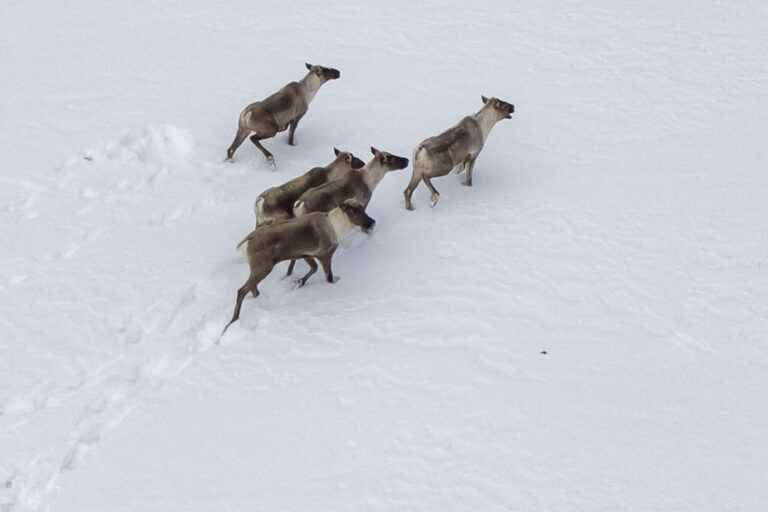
[2, 1, 767, 511]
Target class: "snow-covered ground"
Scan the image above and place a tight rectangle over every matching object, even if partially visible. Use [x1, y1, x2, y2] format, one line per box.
[2, 1, 767, 510]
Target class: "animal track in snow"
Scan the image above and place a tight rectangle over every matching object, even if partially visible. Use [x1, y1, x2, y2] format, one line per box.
[4, 123, 282, 512]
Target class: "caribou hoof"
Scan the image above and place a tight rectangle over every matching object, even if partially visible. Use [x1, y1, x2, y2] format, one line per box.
[430, 194, 440, 208]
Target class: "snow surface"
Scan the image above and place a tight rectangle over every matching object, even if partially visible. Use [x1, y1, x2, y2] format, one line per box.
[2, 1, 768, 511]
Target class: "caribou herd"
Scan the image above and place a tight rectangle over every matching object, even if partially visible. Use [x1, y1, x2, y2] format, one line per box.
[222, 63, 515, 334]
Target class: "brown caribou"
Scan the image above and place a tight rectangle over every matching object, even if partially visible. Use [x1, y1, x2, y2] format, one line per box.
[226, 63, 341, 166]
[222, 200, 375, 335]
[404, 96, 514, 209]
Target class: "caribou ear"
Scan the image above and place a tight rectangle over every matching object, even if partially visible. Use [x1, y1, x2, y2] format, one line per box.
[370, 146, 380, 156]
[305, 62, 313, 70]
[481, 95, 489, 104]
[334, 147, 340, 156]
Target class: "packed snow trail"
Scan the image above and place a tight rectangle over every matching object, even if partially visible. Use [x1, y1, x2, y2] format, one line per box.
[2, 1, 768, 511]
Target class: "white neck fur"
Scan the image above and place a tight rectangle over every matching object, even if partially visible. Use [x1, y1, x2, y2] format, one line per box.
[327, 207, 357, 242]
[362, 159, 387, 192]
[474, 105, 502, 142]
[300, 72, 324, 104]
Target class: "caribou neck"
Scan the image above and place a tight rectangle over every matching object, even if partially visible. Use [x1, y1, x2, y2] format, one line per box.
[299, 72, 324, 104]
[362, 160, 388, 192]
[327, 207, 356, 242]
[473, 105, 502, 143]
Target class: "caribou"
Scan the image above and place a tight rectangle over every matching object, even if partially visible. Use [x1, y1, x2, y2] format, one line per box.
[404, 96, 514, 209]
[222, 200, 375, 335]
[226, 63, 341, 166]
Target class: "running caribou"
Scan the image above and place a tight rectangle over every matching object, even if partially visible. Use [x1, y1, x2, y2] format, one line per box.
[404, 96, 514, 209]
[226, 63, 341, 166]
[223, 200, 376, 335]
